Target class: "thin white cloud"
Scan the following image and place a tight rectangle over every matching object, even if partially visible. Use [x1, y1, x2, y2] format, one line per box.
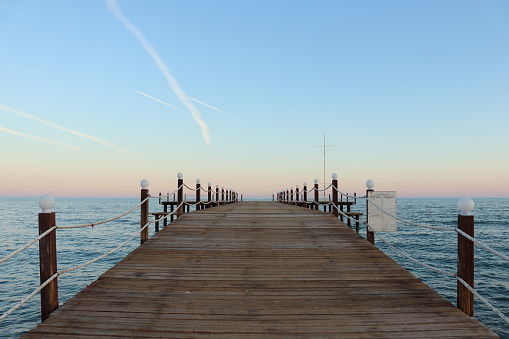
[0, 104, 125, 150]
[135, 91, 190, 115]
[0, 126, 79, 150]
[106, 0, 211, 145]
[188, 97, 239, 120]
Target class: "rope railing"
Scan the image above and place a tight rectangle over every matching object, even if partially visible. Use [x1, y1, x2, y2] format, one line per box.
[365, 196, 457, 232]
[456, 275, 509, 326]
[367, 221, 509, 327]
[0, 225, 57, 265]
[280, 174, 509, 328]
[455, 227, 509, 262]
[1, 220, 153, 323]
[1, 173, 239, 325]
[149, 185, 183, 199]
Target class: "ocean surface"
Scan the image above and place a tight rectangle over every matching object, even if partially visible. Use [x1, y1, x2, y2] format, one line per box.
[0, 197, 508, 338]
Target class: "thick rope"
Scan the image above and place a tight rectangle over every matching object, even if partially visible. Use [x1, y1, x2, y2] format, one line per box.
[455, 228, 509, 262]
[365, 196, 456, 231]
[0, 226, 57, 264]
[58, 196, 150, 229]
[368, 225, 455, 278]
[456, 275, 509, 325]
[0, 272, 58, 322]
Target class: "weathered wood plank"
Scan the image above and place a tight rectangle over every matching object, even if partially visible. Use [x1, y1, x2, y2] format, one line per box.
[21, 201, 498, 338]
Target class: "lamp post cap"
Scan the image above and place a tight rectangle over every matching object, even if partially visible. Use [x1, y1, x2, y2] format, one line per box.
[208, 182, 212, 186]
[177, 172, 183, 179]
[303, 182, 307, 186]
[39, 194, 55, 213]
[458, 197, 475, 215]
[296, 185, 299, 188]
[366, 179, 375, 190]
[314, 179, 319, 184]
[140, 179, 149, 189]
[332, 173, 338, 180]
[196, 178, 201, 184]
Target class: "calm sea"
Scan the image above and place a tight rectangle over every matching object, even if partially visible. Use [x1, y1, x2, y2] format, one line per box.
[0, 197, 508, 338]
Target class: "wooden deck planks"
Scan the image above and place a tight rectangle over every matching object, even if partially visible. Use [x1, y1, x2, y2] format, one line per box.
[21, 201, 498, 338]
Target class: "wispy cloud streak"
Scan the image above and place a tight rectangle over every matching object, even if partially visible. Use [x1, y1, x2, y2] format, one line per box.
[0, 104, 124, 150]
[189, 97, 239, 120]
[106, 0, 211, 145]
[135, 91, 189, 115]
[0, 126, 79, 150]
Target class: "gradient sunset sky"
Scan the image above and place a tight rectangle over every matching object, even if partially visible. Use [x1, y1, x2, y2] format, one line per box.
[1, 0, 508, 199]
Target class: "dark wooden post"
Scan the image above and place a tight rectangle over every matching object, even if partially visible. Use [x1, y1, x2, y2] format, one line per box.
[177, 173, 184, 217]
[457, 198, 475, 316]
[332, 173, 338, 217]
[215, 185, 219, 205]
[196, 179, 201, 211]
[366, 180, 375, 245]
[38, 195, 58, 321]
[295, 186, 300, 205]
[314, 179, 319, 210]
[303, 182, 308, 208]
[140, 179, 149, 244]
[207, 183, 212, 208]
[290, 187, 294, 204]
[221, 187, 225, 202]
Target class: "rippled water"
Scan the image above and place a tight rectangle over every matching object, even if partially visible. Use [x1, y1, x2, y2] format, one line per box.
[0, 197, 508, 338]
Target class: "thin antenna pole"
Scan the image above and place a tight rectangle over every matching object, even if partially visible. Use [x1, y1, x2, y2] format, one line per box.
[314, 135, 336, 202]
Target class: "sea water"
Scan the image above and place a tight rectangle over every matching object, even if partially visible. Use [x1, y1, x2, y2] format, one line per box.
[0, 197, 508, 338]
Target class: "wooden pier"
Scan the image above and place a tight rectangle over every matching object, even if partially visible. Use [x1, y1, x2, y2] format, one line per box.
[22, 201, 497, 338]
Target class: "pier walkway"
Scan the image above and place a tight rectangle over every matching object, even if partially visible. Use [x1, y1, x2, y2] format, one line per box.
[22, 201, 497, 338]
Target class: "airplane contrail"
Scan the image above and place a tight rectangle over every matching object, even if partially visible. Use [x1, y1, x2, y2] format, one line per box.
[0, 104, 124, 150]
[188, 97, 239, 120]
[0, 126, 79, 150]
[135, 91, 190, 115]
[106, 0, 211, 145]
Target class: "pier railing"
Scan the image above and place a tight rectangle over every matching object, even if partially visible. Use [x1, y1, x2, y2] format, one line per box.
[277, 173, 509, 327]
[0, 173, 239, 324]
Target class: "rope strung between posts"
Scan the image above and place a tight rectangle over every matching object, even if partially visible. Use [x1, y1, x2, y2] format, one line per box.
[365, 196, 457, 232]
[363, 196, 509, 262]
[57, 196, 151, 229]
[183, 183, 199, 191]
[316, 184, 333, 192]
[0, 226, 57, 264]
[455, 228, 509, 262]
[367, 224, 455, 278]
[0, 272, 59, 322]
[456, 275, 509, 326]
[150, 185, 183, 199]
[0, 205, 179, 323]
[367, 223, 509, 326]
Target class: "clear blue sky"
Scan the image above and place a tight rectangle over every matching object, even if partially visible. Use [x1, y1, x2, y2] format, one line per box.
[1, 0, 508, 198]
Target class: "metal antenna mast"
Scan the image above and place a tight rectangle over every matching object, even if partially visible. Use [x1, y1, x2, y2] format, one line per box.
[314, 134, 336, 200]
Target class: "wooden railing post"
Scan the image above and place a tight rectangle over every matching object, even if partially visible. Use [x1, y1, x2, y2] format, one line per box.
[221, 187, 225, 202]
[366, 179, 375, 245]
[215, 185, 219, 205]
[140, 179, 150, 244]
[295, 185, 300, 205]
[38, 194, 58, 321]
[457, 198, 475, 316]
[332, 173, 338, 217]
[177, 173, 184, 217]
[207, 182, 212, 208]
[290, 187, 294, 204]
[196, 179, 201, 211]
[314, 179, 319, 210]
[302, 182, 308, 208]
